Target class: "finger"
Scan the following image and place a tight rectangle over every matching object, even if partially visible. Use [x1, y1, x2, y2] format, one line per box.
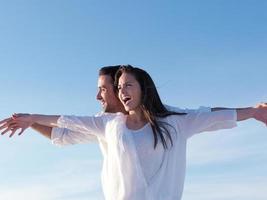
[1, 123, 20, 135]
[1, 127, 13, 135]
[0, 121, 17, 129]
[9, 128, 18, 138]
[1, 122, 19, 133]
[0, 123, 9, 130]
[18, 128, 25, 136]
[9, 129, 16, 138]
[0, 118, 12, 125]
[0, 120, 16, 130]
[0, 118, 15, 125]
[9, 126, 21, 137]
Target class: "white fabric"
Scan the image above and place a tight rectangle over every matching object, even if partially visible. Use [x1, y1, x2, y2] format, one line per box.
[165, 105, 211, 113]
[129, 123, 164, 185]
[51, 112, 104, 145]
[51, 106, 211, 146]
[53, 109, 237, 200]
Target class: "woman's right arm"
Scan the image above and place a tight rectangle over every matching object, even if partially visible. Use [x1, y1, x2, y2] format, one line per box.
[0, 114, 59, 137]
[1, 113, 108, 139]
[20, 114, 60, 127]
[31, 123, 53, 139]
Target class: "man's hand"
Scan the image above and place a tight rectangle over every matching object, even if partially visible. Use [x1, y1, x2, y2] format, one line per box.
[254, 103, 267, 126]
[0, 113, 32, 137]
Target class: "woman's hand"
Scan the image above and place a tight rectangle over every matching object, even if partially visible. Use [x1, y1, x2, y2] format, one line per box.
[1, 113, 60, 137]
[0, 113, 33, 137]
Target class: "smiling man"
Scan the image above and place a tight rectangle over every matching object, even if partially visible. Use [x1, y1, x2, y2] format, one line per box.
[22, 66, 126, 142]
[96, 66, 126, 113]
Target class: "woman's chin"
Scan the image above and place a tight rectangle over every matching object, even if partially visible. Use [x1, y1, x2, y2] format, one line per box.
[124, 105, 136, 112]
[125, 106, 142, 114]
[123, 105, 130, 112]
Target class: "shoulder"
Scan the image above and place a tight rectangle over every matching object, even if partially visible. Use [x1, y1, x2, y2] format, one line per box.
[164, 104, 185, 112]
[159, 114, 183, 125]
[164, 104, 211, 113]
[98, 112, 125, 122]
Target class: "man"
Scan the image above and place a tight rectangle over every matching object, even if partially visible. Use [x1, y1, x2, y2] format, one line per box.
[29, 66, 126, 141]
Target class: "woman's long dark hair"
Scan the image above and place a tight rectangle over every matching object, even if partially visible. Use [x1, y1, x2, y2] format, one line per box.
[115, 65, 186, 149]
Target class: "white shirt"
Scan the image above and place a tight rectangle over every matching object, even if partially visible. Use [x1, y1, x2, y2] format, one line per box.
[51, 109, 237, 200]
[51, 106, 210, 145]
[129, 123, 164, 185]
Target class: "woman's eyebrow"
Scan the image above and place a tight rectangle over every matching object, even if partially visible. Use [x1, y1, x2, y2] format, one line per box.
[120, 81, 134, 84]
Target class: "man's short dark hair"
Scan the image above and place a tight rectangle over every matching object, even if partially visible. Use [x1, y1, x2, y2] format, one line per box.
[99, 65, 133, 82]
[98, 66, 121, 83]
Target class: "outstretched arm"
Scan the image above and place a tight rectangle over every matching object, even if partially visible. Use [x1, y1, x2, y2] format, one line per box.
[25, 114, 60, 127]
[211, 107, 255, 120]
[237, 103, 267, 124]
[213, 104, 266, 124]
[0, 114, 60, 137]
[1, 113, 108, 142]
[178, 103, 267, 139]
[31, 123, 52, 139]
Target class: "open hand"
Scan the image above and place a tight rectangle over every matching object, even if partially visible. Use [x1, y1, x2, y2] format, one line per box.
[0, 113, 32, 137]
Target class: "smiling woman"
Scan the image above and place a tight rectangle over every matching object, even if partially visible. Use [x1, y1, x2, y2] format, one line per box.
[0, 65, 266, 200]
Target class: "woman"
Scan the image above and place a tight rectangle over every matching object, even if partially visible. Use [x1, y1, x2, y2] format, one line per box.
[1, 65, 266, 200]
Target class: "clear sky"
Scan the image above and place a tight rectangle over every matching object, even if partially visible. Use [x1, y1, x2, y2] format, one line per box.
[0, 0, 266, 199]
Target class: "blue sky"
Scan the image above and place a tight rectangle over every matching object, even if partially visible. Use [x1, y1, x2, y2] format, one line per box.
[0, 0, 266, 199]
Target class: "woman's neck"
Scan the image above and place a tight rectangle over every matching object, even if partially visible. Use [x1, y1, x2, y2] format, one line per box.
[127, 109, 147, 130]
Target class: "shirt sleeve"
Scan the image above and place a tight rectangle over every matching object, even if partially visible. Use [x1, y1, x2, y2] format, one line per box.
[51, 127, 98, 147]
[177, 110, 237, 139]
[54, 114, 109, 144]
[165, 104, 211, 113]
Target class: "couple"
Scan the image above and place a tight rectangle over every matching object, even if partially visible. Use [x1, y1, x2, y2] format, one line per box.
[1, 65, 267, 200]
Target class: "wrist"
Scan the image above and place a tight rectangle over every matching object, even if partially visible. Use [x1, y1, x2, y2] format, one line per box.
[250, 107, 258, 119]
[29, 114, 38, 125]
[236, 107, 257, 121]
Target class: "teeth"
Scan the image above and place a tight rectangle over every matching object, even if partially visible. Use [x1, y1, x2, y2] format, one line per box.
[122, 97, 131, 104]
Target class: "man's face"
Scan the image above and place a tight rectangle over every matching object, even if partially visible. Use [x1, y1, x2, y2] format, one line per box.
[96, 75, 123, 113]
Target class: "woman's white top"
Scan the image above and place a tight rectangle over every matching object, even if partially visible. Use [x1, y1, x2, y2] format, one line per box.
[52, 109, 237, 200]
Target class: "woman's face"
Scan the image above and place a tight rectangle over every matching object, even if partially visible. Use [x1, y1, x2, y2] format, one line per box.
[117, 72, 142, 112]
